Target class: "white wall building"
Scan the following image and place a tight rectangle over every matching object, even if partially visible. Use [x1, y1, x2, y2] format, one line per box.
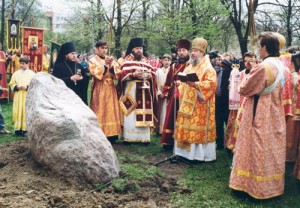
[40, 0, 88, 33]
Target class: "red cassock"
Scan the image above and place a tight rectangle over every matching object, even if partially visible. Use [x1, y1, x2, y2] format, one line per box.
[160, 62, 190, 146]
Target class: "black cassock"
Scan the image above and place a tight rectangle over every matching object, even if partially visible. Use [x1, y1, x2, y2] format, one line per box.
[52, 60, 89, 105]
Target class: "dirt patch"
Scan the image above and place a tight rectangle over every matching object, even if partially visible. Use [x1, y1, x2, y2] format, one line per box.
[0, 140, 187, 207]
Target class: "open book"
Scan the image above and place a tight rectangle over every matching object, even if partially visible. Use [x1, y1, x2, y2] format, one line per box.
[177, 72, 199, 82]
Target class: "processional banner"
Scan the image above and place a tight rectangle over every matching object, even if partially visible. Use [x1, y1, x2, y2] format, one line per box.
[6, 19, 21, 52]
[22, 27, 44, 72]
[50, 41, 61, 71]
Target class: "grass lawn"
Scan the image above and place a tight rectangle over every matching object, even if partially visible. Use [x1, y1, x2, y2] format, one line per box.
[0, 101, 27, 144]
[1, 101, 300, 207]
[172, 151, 300, 208]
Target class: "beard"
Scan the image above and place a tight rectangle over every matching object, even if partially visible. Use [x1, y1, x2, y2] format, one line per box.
[190, 56, 202, 66]
[178, 54, 190, 64]
[132, 51, 142, 61]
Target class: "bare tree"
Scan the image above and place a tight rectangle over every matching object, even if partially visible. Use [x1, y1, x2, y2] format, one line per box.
[21, 0, 36, 24]
[1, 0, 5, 46]
[221, 0, 259, 56]
[100, 0, 141, 57]
[4, 0, 46, 29]
[142, 0, 151, 54]
[85, 0, 106, 42]
[11, 0, 16, 19]
[258, 0, 300, 46]
[112, 0, 143, 55]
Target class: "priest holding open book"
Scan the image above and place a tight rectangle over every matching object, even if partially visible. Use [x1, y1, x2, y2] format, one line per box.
[174, 37, 217, 162]
[177, 71, 199, 82]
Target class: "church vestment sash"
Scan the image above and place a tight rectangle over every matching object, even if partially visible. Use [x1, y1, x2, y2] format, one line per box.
[258, 57, 285, 95]
[89, 55, 105, 80]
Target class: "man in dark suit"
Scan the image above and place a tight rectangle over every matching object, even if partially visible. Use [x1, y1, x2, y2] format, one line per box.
[215, 55, 232, 149]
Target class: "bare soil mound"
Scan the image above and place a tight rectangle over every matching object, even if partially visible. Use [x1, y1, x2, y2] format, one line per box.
[0, 140, 187, 208]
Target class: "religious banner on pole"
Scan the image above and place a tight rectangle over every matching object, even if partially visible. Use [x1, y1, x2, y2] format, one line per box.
[22, 27, 44, 72]
[50, 41, 61, 72]
[6, 19, 21, 52]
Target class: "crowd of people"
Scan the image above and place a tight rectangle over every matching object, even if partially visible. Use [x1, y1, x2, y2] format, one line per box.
[0, 31, 300, 200]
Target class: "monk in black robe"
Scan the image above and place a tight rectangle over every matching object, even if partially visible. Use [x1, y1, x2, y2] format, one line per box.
[52, 42, 89, 104]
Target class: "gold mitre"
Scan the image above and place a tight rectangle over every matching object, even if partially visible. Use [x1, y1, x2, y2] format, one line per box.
[273, 32, 286, 50]
[192, 37, 208, 54]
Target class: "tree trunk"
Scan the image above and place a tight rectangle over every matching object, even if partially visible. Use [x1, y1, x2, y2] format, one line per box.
[189, 0, 197, 37]
[231, 18, 248, 56]
[222, 0, 259, 56]
[286, 0, 292, 46]
[1, 0, 5, 47]
[142, 0, 148, 55]
[21, 0, 36, 23]
[96, 0, 103, 41]
[114, 0, 122, 58]
[170, 0, 178, 32]
[11, 0, 15, 19]
[238, 33, 248, 57]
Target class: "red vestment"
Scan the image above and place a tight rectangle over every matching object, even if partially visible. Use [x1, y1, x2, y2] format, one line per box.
[118, 55, 157, 142]
[229, 57, 286, 199]
[0, 51, 8, 99]
[160, 61, 190, 146]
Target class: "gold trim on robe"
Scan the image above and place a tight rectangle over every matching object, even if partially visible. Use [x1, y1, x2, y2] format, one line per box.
[229, 57, 286, 199]
[89, 55, 121, 137]
[175, 55, 217, 149]
[119, 56, 156, 143]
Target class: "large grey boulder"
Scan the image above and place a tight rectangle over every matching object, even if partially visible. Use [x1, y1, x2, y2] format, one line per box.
[26, 72, 119, 184]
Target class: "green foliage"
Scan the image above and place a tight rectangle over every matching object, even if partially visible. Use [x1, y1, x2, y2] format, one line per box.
[57, 2, 108, 53]
[113, 145, 165, 193]
[0, 102, 27, 144]
[124, 135, 166, 155]
[98, 150, 163, 193]
[0, 0, 47, 49]
[110, 178, 140, 193]
[117, 152, 147, 164]
[138, 0, 231, 55]
[8, 0, 45, 26]
[52, 0, 233, 55]
[111, 178, 128, 192]
[128, 181, 140, 191]
[121, 163, 163, 180]
[117, 149, 165, 180]
[1, 0, 299, 57]
[171, 150, 300, 208]
[94, 182, 106, 191]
